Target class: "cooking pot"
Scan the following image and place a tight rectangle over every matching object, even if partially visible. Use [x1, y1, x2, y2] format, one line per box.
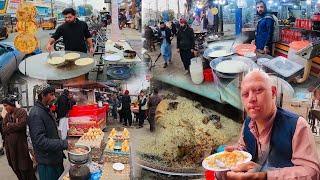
[67, 144, 91, 164]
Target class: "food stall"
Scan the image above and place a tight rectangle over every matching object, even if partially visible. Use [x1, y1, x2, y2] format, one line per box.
[146, 0, 320, 178]
[61, 128, 131, 180]
[68, 104, 108, 136]
[62, 81, 110, 137]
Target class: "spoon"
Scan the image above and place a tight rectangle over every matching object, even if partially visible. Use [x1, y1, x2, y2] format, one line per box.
[216, 159, 226, 168]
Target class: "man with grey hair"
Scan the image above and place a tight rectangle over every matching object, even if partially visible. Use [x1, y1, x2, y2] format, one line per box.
[28, 84, 70, 180]
[222, 69, 320, 179]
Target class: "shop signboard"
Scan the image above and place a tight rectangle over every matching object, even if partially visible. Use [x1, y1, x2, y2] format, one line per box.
[6, 0, 21, 15]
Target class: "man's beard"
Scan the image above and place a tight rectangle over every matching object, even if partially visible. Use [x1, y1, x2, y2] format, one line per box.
[257, 11, 265, 16]
[66, 19, 75, 24]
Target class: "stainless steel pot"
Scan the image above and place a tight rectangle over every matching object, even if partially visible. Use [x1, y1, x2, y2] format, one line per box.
[67, 144, 91, 164]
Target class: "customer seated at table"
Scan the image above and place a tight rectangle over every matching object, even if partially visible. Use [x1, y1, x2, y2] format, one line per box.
[219, 69, 320, 180]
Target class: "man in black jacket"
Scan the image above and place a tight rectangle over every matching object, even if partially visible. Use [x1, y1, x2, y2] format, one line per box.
[56, 89, 73, 122]
[28, 84, 69, 180]
[121, 90, 132, 127]
[158, 22, 172, 68]
[177, 18, 195, 75]
[46, 8, 94, 54]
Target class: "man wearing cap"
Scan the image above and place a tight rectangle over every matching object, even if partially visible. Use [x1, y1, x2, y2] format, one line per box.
[28, 84, 69, 180]
[2, 97, 36, 180]
[177, 18, 195, 75]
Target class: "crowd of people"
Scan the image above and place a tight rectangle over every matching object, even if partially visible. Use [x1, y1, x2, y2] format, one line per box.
[144, 18, 196, 74]
[0, 85, 75, 180]
[143, 0, 278, 75]
[106, 89, 162, 132]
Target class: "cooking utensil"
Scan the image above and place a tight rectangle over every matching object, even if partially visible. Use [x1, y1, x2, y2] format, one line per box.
[229, 39, 236, 53]
[216, 60, 249, 74]
[123, 50, 137, 59]
[48, 51, 52, 59]
[67, 144, 91, 164]
[215, 160, 226, 168]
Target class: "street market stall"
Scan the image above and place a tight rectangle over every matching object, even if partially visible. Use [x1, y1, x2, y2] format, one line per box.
[18, 51, 95, 80]
[147, 1, 320, 178]
[61, 128, 132, 180]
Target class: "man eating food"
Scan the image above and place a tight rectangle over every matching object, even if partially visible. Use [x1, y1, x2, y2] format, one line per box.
[220, 69, 320, 180]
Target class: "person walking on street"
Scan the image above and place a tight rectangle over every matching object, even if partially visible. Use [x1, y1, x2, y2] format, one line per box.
[137, 90, 147, 129]
[147, 89, 162, 132]
[110, 94, 120, 121]
[144, 25, 155, 52]
[2, 97, 36, 180]
[121, 90, 132, 127]
[177, 18, 195, 75]
[46, 8, 94, 54]
[171, 20, 177, 36]
[158, 22, 172, 68]
[28, 84, 70, 180]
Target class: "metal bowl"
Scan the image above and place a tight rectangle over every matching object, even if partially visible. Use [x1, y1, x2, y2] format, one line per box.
[123, 50, 137, 59]
[67, 144, 91, 164]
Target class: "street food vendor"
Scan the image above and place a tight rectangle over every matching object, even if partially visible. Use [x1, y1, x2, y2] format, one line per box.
[46, 8, 94, 54]
[253, 1, 275, 54]
[28, 84, 70, 180]
[220, 70, 320, 179]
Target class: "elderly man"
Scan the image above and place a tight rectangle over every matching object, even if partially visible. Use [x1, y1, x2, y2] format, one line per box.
[28, 84, 69, 180]
[223, 70, 320, 180]
[2, 97, 36, 180]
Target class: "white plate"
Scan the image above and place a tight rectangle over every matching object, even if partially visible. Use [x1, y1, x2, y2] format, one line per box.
[47, 56, 65, 65]
[75, 58, 94, 66]
[63, 53, 81, 61]
[104, 54, 122, 61]
[112, 163, 125, 171]
[208, 50, 233, 58]
[216, 60, 249, 74]
[202, 151, 252, 172]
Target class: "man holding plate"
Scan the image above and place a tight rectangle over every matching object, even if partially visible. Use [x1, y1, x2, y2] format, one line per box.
[220, 70, 320, 179]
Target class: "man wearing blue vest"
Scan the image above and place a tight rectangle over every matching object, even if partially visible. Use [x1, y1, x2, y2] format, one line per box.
[224, 70, 320, 179]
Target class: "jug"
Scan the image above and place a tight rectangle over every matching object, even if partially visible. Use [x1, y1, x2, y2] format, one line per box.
[190, 57, 204, 84]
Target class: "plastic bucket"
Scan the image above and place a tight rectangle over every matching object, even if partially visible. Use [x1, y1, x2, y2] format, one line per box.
[203, 68, 214, 82]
